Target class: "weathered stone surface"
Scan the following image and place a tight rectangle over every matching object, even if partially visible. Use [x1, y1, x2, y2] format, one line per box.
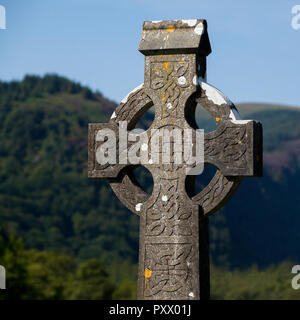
[139, 19, 211, 57]
[88, 19, 263, 300]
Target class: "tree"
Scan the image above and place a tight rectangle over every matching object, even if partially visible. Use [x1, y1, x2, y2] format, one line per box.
[25, 250, 75, 300]
[66, 259, 115, 300]
[0, 228, 32, 300]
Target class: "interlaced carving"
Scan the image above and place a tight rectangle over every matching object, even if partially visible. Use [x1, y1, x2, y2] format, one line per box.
[144, 243, 192, 298]
[146, 178, 192, 237]
[205, 125, 247, 168]
[150, 61, 189, 118]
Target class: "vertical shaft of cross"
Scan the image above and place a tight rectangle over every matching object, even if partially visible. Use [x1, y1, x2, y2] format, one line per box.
[137, 175, 210, 300]
[137, 177, 197, 299]
[136, 19, 212, 300]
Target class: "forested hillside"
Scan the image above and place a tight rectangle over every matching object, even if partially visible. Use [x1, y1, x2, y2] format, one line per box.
[0, 75, 299, 299]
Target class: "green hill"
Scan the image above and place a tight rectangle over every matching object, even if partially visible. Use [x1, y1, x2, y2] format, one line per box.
[0, 75, 137, 264]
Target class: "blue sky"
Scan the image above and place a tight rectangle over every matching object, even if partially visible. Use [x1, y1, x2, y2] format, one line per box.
[0, 0, 299, 107]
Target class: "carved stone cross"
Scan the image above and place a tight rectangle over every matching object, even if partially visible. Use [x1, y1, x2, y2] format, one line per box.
[88, 19, 262, 300]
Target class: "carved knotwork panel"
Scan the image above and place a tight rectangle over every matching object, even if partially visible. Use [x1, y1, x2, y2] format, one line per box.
[144, 243, 194, 299]
[145, 178, 192, 237]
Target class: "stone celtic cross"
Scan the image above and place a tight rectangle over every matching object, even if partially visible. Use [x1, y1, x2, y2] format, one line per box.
[88, 19, 262, 300]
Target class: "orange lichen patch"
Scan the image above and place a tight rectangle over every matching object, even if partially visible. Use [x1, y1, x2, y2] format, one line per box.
[166, 26, 175, 32]
[142, 30, 146, 35]
[144, 268, 152, 278]
[215, 117, 221, 122]
[163, 62, 171, 71]
[161, 94, 166, 101]
[178, 60, 184, 64]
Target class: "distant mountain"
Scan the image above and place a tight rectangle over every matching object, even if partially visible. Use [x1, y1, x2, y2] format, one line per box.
[0, 75, 299, 269]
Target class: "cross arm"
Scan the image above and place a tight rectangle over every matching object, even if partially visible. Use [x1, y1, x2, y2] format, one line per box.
[204, 120, 262, 177]
[88, 122, 126, 179]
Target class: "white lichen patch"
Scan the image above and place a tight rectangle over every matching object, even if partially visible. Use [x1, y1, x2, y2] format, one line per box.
[110, 111, 116, 119]
[178, 76, 186, 85]
[198, 79, 232, 106]
[135, 203, 142, 212]
[141, 143, 148, 151]
[162, 195, 168, 202]
[194, 22, 204, 35]
[192, 75, 198, 86]
[228, 103, 251, 123]
[149, 159, 153, 164]
[182, 19, 197, 27]
[121, 83, 144, 104]
[189, 292, 195, 298]
[167, 102, 173, 109]
[198, 79, 252, 124]
[152, 20, 162, 23]
[229, 107, 241, 120]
